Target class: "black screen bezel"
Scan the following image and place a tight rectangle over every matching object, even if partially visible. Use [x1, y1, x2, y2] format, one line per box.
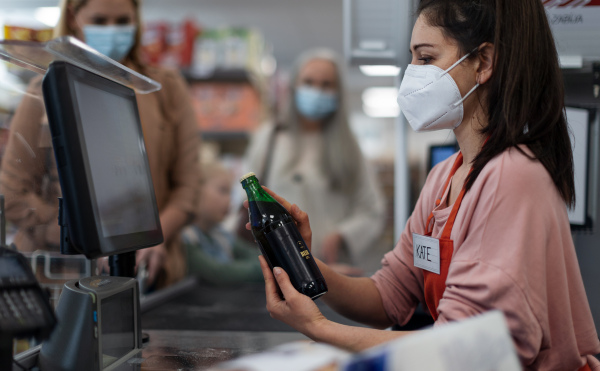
[42, 61, 163, 259]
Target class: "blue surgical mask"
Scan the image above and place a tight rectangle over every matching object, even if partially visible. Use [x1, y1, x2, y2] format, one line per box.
[83, 25, 136, 62]
[295, 86, 338, 121]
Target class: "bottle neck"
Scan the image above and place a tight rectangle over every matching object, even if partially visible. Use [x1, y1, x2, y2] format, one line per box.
[242, 178, 275, 203]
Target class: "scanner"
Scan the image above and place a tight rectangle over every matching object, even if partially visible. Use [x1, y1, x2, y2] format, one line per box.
[38, 276, 141, 371]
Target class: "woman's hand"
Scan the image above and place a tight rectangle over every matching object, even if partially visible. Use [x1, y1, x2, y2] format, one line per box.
[259, 255, 328, 337]
[136, 243, 167, 285]
[244, 186, 313, 251]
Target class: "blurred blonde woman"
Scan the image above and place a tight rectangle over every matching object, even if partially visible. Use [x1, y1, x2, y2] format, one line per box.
[241, 48, 386, 273]
[0, 0, 200, 289]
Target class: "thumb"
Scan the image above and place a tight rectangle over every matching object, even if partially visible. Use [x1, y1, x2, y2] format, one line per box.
[272, 267, 298, 298]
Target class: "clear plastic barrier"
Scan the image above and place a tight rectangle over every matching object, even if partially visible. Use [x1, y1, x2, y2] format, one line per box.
[22, 250, 92, 309]
[0, 36, 161, 94]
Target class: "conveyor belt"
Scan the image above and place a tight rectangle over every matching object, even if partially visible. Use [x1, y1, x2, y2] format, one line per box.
[141, 279, 365, 332]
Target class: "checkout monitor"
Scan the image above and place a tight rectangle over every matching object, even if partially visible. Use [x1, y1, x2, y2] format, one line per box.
[428, 143, 459, 173]
[42, 61, 163, 259]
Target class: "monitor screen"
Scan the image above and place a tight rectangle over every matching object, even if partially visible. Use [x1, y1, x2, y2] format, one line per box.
[42, 61, 163, 258]
[565, 107, 590, 226]
[73, 81, 157, 238]
[428, 144, 458, 172]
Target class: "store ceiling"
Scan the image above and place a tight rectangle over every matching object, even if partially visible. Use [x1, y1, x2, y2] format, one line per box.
[0, 0, 396, 90]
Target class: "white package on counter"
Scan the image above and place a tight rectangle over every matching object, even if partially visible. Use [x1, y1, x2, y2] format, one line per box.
[211, 341, 351, 371]
[342, 310, 521, 371]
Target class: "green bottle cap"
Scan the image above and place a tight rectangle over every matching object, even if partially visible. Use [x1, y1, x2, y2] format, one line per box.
[239, 172, 256, 183]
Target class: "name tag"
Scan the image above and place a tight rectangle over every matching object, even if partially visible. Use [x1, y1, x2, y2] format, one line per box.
[413, 233, 440, 274]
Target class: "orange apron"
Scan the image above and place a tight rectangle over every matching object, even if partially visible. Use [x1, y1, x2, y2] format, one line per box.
[422, 151, 466, 320]
[420, 152, 592, 371]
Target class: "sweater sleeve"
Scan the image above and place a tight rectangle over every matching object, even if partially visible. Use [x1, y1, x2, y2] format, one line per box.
[232, 238, 260, 260]
[158, 70, 200, 219]
[0, 78, 58, 237]
[184, 235, 263, 285]
[433, 150, 570, 366]
[369, 161, 443, 326]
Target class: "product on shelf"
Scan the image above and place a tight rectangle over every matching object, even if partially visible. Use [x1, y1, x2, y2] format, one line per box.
[141, 19, 198, 68]
[190, 26, 266, 78]
[189, 82, 263, 134]
[3, 24, 53, 43]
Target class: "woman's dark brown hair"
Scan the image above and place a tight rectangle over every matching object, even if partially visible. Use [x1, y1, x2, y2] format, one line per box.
[418, 0, 575, 206]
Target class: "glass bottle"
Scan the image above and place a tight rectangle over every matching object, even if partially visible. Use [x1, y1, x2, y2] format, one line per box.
[240, 172, 327, 300]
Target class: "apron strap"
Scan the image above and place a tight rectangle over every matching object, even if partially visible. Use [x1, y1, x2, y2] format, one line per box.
[440, 180, 469, 240]
[426, 152, 464, 235]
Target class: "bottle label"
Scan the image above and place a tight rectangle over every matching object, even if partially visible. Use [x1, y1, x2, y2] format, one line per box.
[265, 223, 311, 260]
[264, 221, 324, 289]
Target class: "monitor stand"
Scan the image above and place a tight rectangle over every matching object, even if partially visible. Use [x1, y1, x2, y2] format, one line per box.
[57, 197, 149, 346]
[57, 197, 136, 278]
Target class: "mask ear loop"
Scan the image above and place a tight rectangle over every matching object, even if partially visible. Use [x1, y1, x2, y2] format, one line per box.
[453, 81, 480, 108]
[449, 48, 482, 108]
[440, 47, 480, 77]
[440, 52, 473, 77]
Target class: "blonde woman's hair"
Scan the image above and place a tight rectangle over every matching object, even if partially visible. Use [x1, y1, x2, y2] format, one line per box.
[54, 0, 144, 70]
[278, 48, 363, 192]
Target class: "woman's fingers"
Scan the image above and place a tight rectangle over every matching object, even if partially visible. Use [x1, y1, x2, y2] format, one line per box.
[260, 186, 312, 250]
[259, 255, 282, 304]
[262, 186, 292, 210]
[290, 204, 313, 250]
[272, 266, 299, 300]
[258, 257, 328, 337]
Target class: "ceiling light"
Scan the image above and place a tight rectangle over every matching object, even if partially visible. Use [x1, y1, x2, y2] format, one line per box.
[558, 55, 583, 69]
[362, 105, 399, 118]
[362, 87, 399, 118]
[359, 65, 400, 77]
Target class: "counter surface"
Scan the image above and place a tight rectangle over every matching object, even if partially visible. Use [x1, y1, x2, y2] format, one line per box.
[118, 279, 363, 370]
[141, 280, 366, 332]
[113, 329, 309, 370]
[15, 279, 365, 370]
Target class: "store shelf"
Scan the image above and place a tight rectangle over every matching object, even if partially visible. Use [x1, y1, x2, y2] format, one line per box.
[201, 131, 250, 140]
[183, 68, 250, 83]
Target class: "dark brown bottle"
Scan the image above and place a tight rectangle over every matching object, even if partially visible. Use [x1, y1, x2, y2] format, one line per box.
[240, 172, 327, 300]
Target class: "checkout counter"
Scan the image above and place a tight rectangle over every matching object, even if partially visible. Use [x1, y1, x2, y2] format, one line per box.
[14, 277, 364, 370]
[131, 279, 359, 370]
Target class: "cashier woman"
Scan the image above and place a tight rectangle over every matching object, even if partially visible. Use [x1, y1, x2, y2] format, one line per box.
[255, 0, 600, 369]
[0, 0, 199, 288]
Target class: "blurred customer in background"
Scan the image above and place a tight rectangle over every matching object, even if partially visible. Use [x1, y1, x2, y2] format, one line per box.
[182, 161, 263, 285]
[0, 0, 200, 289]
[239, 48, 385, 274]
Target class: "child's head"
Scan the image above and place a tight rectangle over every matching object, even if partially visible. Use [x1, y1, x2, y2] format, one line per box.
[196, 161, 233, 228]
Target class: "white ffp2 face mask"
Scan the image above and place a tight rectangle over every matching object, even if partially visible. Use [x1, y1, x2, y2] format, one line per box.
[396, 52, 479, 132]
